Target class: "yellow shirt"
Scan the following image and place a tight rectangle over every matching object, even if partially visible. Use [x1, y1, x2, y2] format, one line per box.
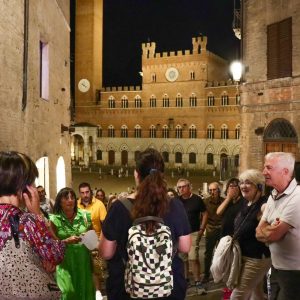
[77, 197, 107, 237]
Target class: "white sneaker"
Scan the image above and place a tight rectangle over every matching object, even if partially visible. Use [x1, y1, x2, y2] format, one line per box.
[96, 290, 103, 300]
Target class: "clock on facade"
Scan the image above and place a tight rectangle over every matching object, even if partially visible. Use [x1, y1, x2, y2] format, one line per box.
[165, 67, 179, 82]
[78, 78, 90, 93]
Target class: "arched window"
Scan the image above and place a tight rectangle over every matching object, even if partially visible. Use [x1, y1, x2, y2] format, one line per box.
[151, 73, 156, 82]
[134, 125, 142, 138]
[96, 150, 102, 160]
[189, 93, 197, 107]
[134, 151, 141, 162]
[189, 152, 196, 164]
[235, 124, 241, 139]
[162, 125, 169, 138]
[175, 152, 182, 163]
[108, 96, 115, 108]
[207, 94, 215, 106]
[135, 95, 142, 108]
[221, 124, 229, 139]
[149, 125, 156, 138]
[175, 125, 182, 139]
[97, 126, 102, 138]
[162, 151, 169, 162]
[189, 125, 197, 139]
[221, 93, 229, 106]
[150, 95, 156, 107]
[163, 94, 169, 107]
[236, 94, 241, 104]
[176, 93, 183, 107]
[207, 124, 214, 139]
[108, 125, 115, 137]
[121, 125, 128, 138]
[207, 153, 214, 165]
[190, 71, 195, 80]
[121, 96, 128, 108]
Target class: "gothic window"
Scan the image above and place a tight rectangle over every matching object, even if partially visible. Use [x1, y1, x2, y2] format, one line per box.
[151, 73, 156, 82]
[267, 17, 292, 79]
[135, 96, 142, 108]
[97, 126, 102, 138]
[108, 96, 115, 108]
[134, 151, 141, 161]
[189, 93, 197, 107]
[176, 94, 183, 107]
[163, 94, 169, 107]
[121, 125, 128, 138]
[162, 125, 169, 138]
[149, 125, 156, 138]
[121, 96, 128, 108]
[108, 125, 115, 137]
[189, 152, 196, 164]
[189, 125, 197, 139]
[207, 153, 214, 165]
[150, 95, 156, 107]
[264, 118, 297, 141]
[207, 124, 214, 139]
[175, 152, 182, 163]
[236, 94, 241, 104]
[162, 151, 169, 163]
[134, 125, 142, 138]
[235, 124, 241, 139]
[96, 150, 102, 160]
[175, 125, 182, 139]
[221, 93, 229, 106]
[190, 71, 195, 80]
[221, 124, 229, 139]
[207, 95, 215, 106]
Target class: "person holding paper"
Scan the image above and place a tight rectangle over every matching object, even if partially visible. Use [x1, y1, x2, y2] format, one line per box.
[50, 187, 96, 300]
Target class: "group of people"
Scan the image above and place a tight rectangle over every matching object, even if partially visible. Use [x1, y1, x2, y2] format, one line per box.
[0, 150, 299, 300]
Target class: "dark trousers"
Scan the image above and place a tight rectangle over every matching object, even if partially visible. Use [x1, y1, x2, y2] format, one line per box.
[204, 228, 221, 278]
[271, 267, 300, 300]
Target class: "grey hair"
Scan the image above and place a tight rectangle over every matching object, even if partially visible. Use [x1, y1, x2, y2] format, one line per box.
[239, 169, 265, 186]
[177, 178, 190, 186]
[265, 152, 295, 175]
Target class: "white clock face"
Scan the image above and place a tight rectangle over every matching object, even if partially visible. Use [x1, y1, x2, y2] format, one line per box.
[78, 79, 90, 93]
[165, 67, 179, 82]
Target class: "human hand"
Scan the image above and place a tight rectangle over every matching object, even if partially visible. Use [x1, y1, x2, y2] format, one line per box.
[42, 260, 56, 273]
[64, 235, 81, 244]
[23, 185, 41, 215]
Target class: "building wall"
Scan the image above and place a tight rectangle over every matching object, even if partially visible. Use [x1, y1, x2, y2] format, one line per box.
[75, 33, 241, 174]
[240, 0, 300, 170]
[0, 0, 72, 199]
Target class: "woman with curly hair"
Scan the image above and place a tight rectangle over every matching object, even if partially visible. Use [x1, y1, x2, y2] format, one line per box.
[100, 148, 191, 300]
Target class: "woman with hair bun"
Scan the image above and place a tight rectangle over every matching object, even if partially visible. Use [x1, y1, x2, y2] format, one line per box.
[100, 148, 191, 300]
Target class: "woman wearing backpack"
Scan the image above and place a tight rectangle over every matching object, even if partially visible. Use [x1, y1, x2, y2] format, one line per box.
[100, 148, 191, 300]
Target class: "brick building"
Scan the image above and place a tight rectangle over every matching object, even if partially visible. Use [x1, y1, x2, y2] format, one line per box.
[239, 0, 300, 170]
[74, 1, 241, 178]
[0, 0, 72, 198]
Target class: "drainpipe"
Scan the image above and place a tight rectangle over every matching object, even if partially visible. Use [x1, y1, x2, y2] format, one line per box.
[22, 0, 29, 111]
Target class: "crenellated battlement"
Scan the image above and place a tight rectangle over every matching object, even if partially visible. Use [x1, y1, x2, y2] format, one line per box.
[205, 79, 234, 87]
[102, 85, 142, 92]
[142, 35, 208, 59]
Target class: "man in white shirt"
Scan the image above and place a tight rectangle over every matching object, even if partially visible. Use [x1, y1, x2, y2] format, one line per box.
[256, 152, 300, 299]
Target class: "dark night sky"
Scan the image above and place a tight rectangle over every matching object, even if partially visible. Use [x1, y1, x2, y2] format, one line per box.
[103, 0, 240, 87]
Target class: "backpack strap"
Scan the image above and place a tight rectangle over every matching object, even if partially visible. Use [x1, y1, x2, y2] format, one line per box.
[133, 216, 164, 225]
[120, 197, 134, 212]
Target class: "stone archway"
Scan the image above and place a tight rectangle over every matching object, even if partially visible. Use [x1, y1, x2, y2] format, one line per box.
[264, 118, 298, 156]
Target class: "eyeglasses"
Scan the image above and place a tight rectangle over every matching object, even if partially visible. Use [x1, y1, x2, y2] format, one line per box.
[238, 181, 254, 187]
[177, 184, 188, 189]
[209, 188, 217, 192]
[229, 184, 238, 188]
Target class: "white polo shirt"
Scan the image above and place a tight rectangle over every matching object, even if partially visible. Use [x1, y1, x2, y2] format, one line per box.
[262, 179, 300, 270]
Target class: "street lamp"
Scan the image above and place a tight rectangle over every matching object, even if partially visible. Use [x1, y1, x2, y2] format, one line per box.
[230, 60, 243, 104]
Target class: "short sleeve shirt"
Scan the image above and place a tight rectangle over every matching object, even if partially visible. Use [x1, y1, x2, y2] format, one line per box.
[262, 179, 300, 270]
[102, 198, 191, 300]
[78, 197, 107, 237]
[178, 193, 206, 232]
